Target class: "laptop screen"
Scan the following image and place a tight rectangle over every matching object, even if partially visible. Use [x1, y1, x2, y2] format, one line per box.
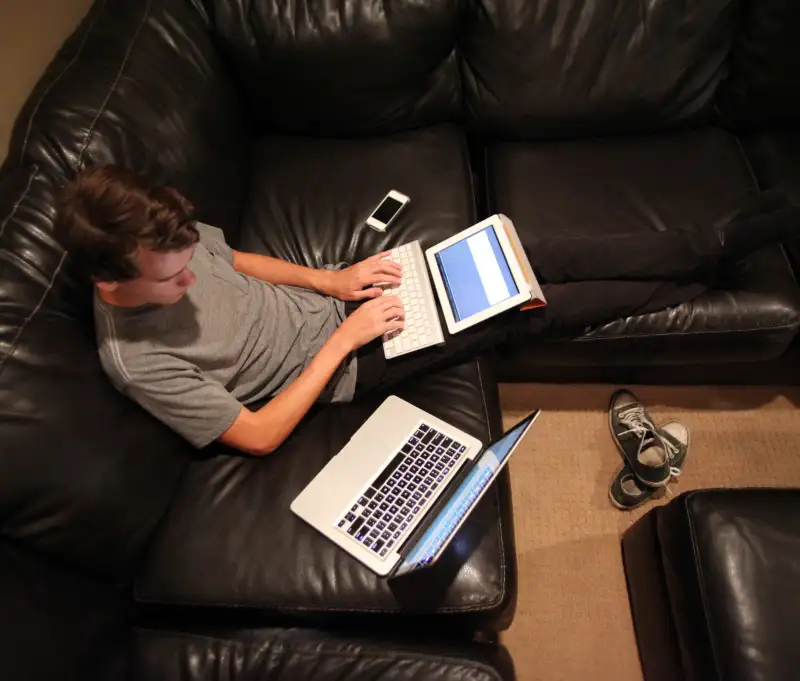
[435, 226, 519, 322]
[394, 412, 538, 577]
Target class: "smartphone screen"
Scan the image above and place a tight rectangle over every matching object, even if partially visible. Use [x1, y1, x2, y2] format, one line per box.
[372, 196, 404, 224]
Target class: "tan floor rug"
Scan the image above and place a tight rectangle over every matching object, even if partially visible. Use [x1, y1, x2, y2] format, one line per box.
[498, 383, 800, 681]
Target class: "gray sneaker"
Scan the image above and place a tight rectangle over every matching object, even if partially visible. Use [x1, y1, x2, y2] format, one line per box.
[609, 389, 672, 487]
[609, 421, 690, 510]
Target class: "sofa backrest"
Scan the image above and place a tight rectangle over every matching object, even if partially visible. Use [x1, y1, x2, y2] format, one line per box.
[714, 0, 800, 130]
[202, 0, 462, 136]
[459, 0, 740, 139]
[0, 0, 249, 580]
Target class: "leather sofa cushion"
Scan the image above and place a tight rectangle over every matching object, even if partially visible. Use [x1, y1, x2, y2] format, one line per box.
[715, 0, 800, 129]
[203, 0, 461, 136]
[135, 359, 516, 633]
[235, 125, 475, 264]
[460, 0, 738, 138]
[486, 128, 800, 374]
[133, 627, 515, 681]
[656, 489, 800, 681]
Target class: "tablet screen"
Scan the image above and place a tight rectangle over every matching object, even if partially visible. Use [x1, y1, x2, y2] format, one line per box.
[434, 226, 519, 321]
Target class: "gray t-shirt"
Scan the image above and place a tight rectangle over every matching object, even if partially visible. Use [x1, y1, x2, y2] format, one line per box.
[95, 223, 356, 448]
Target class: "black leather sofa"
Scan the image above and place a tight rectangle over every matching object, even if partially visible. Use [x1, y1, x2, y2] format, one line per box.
[1, 1, 799, 679]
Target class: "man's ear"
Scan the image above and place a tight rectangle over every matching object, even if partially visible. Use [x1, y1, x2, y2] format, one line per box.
[94, 280, 120, 292]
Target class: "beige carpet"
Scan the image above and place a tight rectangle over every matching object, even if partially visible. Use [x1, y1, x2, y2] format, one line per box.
[498, 383, 800, 681]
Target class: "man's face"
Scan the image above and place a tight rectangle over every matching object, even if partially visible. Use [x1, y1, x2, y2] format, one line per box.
[98, 246, 197, 306]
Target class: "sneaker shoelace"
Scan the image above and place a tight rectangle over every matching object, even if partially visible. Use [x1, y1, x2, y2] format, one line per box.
[617, 404, 682, 486]
[616, 405, 661, 454]
[662, 437, 682, 497]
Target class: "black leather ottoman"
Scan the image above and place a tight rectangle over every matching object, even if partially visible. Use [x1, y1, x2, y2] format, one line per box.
[622, 489, 800, 681]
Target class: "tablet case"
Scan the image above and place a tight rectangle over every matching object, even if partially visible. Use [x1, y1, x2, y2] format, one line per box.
[497, 214, 547, 311]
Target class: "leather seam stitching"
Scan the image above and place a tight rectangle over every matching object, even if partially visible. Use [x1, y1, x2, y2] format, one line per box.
[0, 252, 67, 379]
[76, 0, 152, 167]
[18, 0, 106, 163]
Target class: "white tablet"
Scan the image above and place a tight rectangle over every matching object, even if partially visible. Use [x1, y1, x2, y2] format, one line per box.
[425, 216, 533, 335]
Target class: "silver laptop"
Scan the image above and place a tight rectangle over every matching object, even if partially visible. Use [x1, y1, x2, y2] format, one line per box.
[291, 396, 540, 577]
[381, 214, 545, 359]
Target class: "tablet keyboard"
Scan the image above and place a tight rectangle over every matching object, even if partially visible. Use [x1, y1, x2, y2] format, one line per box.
[382, 241, 445, 359]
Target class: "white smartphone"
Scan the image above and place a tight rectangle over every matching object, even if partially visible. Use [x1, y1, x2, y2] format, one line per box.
[365, 190, 410, 232]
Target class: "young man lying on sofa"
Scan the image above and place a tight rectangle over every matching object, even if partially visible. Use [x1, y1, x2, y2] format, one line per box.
[56, 165, 798, 457]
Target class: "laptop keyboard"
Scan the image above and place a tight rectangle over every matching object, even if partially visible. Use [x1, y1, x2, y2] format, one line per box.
[336, 422, 467, 559]
[382, 241, 445, 359]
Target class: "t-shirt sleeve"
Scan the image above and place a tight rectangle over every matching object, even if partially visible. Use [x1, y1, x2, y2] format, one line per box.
[123, 358, 243, 449]
[196, 221, 234, 265]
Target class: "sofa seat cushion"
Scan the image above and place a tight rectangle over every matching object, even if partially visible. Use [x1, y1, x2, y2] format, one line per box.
[135, 359, 516, 634]
[133, 626, 515, 681]
[623, 489, 800, 681]
[234, 124, 476, 264]
[486, 128, 800, 376]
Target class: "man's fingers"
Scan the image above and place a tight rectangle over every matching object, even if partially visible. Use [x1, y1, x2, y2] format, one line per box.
[374, 274, 402, 286]
[364, 293, 394, 308]
[382, 305, 405, 321]
[376, 295, 403, 309]
[384, 319, 405, 333]
[369, 250, 393, 261]
[356, 287, 383, 300]
[372, 262, 403, 284]
[371, 261, 402, 279]
[374, 258, 401, 271]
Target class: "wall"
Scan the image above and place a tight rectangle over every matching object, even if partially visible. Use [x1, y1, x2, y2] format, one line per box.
[0, 0, 93, 162]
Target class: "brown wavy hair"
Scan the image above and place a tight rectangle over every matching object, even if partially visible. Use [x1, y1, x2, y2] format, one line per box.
[55, 165, 199, 282]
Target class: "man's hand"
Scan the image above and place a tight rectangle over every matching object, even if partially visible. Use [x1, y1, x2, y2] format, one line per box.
[324, 251, 402, 301]
[333, 295, 405, 352]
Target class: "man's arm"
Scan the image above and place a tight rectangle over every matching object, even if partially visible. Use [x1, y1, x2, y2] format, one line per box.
[218, 295, 405, 456]
[219, 333, 350, 455]
[232, 250, 335, 293]
[232, 249, 402, 301]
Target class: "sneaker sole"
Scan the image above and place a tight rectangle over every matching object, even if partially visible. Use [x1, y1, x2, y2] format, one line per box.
[607, 479, 652, 511]
[607, 391, 670, 489]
